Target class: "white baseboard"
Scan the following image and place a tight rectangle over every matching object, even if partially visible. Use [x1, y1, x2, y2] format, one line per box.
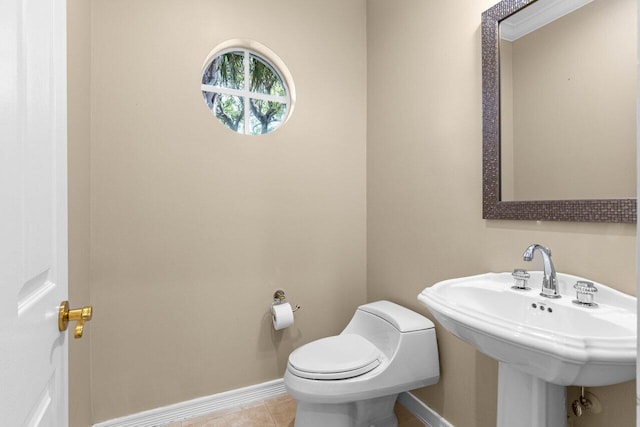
[92, 379, 452, 427]
[92, 379, 287, 427]
[398, 391, 454, 427]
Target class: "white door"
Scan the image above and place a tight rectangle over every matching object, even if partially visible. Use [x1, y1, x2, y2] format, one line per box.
[0, 0, 69, 425]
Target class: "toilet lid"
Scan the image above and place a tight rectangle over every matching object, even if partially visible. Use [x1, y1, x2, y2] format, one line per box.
[288, 334, 381, 380]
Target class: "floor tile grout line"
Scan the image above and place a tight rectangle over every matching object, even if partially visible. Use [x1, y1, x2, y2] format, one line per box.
[265, 403, 279, 427]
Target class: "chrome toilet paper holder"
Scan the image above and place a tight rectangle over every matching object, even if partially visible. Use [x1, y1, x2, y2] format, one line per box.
[273, 289, 300, 312]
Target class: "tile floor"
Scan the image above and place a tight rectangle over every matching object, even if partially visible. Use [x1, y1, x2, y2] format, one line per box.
[165, 394, 424, 427]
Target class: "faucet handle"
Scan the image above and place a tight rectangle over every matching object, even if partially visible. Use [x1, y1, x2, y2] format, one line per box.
[511, 269, 531, 290]
[572, 281, 598, 308]
[574, 280, 597, 293]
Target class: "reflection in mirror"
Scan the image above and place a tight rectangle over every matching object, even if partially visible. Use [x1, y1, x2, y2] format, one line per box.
[481, 0, 637, 222]
[499, 0, 636, 201]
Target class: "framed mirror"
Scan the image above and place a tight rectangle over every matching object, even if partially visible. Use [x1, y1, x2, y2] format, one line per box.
[482, 0, 637, 222]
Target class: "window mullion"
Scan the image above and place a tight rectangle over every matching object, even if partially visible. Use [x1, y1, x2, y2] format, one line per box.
[243, 50, 251, 134]
[244, 91, 286, 103]
[201, 84, 244, 97]
[201, 84, 285, 103]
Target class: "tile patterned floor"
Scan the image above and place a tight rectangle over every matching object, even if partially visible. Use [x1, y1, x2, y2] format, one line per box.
[165, 394, 423, 427]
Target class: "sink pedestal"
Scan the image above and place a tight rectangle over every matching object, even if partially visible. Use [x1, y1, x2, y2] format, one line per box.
[497, 363, 566, 427]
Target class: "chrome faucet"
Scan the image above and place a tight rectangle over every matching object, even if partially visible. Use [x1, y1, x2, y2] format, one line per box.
[523, 244, 560, 299]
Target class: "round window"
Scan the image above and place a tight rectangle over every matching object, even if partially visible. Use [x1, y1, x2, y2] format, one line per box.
[201, 41, 295, 136]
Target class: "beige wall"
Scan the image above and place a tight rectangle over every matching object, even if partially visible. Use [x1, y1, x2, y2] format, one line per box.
[86, 0, 367, 422]
[67, 0, 93, 425]
[500, 40, 515, 200]
[68, 0, 637, 425]
[506, 0, 637, 201]
[367, 1, 636, 427]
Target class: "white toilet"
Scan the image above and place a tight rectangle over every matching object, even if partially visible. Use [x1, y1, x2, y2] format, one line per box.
[284, 300, 440, 427]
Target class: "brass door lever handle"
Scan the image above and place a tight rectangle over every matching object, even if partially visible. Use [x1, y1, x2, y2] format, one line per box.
[58, 301, 93, 339]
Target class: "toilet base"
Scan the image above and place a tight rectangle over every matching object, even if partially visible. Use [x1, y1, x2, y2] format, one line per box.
[293, 394, 399, 427]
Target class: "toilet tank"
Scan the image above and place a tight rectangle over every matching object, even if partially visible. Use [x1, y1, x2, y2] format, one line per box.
[341, 300, 435, 357]
[358, 300, 434, 332]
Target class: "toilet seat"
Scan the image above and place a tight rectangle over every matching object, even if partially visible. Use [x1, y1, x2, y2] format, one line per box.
[288, 334, 381, 380]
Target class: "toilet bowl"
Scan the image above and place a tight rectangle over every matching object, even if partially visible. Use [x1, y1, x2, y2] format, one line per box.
[284, 300, 440, 427]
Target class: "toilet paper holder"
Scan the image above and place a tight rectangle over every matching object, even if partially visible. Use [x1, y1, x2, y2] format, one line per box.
[273, 289, 300, 312]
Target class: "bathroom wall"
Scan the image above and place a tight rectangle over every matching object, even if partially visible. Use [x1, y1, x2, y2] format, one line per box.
[367, 1, 636, 427]
[507, 0, 636, 201]
[68, 0, 636, 425]
[87, 0, 367, 422]
[499, 40, 514, 201]
[67, 0, 93, 425]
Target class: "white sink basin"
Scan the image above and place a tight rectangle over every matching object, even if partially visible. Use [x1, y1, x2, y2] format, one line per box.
[418, 272, 636, 387]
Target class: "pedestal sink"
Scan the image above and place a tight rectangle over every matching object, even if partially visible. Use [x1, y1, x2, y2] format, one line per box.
[418, 272, 636, 427]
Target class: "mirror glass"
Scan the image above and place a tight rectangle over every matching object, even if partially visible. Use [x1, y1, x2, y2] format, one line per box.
[499, 0, 637, 201]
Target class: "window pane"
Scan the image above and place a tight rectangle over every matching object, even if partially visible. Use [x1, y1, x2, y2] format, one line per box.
[249, 99, 287, 135]
[202, 91, 215, 110]
[212, 93, 245, 133]
[202, 51, 245, 90]
[249, 55, 286, 96]
[201, 44, 294, 136]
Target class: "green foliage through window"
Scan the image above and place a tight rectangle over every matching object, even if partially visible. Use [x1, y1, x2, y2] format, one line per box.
[202, 49, 290, 136]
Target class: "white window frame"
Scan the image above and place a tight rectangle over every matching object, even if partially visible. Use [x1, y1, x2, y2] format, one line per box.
[201, 47, 291, 135]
